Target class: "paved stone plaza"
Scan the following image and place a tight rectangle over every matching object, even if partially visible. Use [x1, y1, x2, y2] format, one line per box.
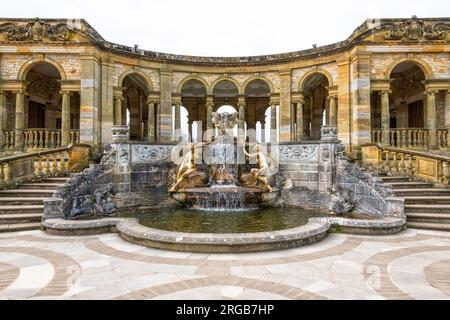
[0, 228, 449, 300]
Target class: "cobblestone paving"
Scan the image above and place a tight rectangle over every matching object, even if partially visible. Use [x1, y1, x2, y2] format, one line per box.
[0, 229, 450, 300]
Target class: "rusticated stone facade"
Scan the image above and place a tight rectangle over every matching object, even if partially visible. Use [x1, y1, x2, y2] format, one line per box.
[0, 16, 449, 155]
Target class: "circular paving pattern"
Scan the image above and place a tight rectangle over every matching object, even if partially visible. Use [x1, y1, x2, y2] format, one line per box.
[0, 229, 449, 299]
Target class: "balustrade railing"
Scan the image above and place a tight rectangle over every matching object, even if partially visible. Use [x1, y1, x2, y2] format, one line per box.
[361, 143, 450, 185]
[68, 129, 81, 144]
[1, 129, 81, 151]
[371, 128, 449, 150]
[0, 144, 74, 188]
[2, 130, 15, 149]
[24, 128, 61, 149]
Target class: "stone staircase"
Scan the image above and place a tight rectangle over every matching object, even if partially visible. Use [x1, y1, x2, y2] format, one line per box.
[0, 176, 70, 232]
[380, 175, 450, 231]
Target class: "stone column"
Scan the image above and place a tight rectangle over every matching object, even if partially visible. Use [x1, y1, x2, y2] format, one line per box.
[261, 123, 265, 143]
[206, 95, 214, 141]
[14, 90, 25, 149]
[426, 88, 438, 148]
[295, 96, 305, 141]
[147, 98, 156, 142]
[445, 90, 450, 147]
[61, 90, 71, 146]
[238, 95, 246, 142]
[380, 90, 391, 145]
[114, 95, 124, 125]
[270, 101, 278, 143]
[328, 95, 337, 127]
[0, 91, 6, 149]
[172, 101, 181, 142]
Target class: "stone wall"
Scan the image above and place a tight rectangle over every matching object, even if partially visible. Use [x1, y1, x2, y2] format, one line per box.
[336, 157, 404, 217]
[43, 164, 114, 220]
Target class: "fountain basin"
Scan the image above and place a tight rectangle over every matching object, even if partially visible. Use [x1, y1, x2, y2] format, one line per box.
[170, 187, 279, 210]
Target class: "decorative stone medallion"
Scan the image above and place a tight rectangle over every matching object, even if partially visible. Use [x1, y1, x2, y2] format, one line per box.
[279, 145, 318, 163]
[131, 145, 173, 163]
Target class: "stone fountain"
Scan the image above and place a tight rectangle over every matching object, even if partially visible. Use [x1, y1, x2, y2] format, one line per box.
[169, 111, 279, 210]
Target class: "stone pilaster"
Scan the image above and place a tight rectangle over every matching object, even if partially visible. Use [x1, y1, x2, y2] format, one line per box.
[14, 90, 25, 149]
[159, 71, 172, 143]
[100, 60, 115, 145]
[380, 90, 391, 145]
[350, 52, 371, 155]
[60, 90, 71, 146]
[337, 57, 351, 150]
[80, 54, 101, 149]
[279, 70, 292, 142]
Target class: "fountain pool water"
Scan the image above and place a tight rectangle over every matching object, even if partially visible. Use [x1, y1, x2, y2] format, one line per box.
[121, 207, 329, 233]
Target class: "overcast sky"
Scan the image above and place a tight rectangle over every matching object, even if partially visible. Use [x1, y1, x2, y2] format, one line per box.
[2, 0, 450, 56]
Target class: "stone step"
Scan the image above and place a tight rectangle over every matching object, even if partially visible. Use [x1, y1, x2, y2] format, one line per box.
[385, 182, 434, 189]
[41, 177, 70, 183]
[0, 189, 55, 198]
[379, 176, 411, 183]
[0, 205, 44, 214]
[0, 222, 42, 233]
[407, 212, 450, 224]
[407, 221, 450, 232]
[0, 213, 42, 224]
[403, 196, 450, 204]
[18, 183, 65, 190]
[394, 188, 450, 197]
[405, 204, 450, 214]
[0, 197, 46, 205]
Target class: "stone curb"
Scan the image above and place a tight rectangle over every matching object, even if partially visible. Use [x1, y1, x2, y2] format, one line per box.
[41, 215, 406, 252]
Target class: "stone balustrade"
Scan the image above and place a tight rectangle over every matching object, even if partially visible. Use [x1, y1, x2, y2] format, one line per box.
[24, 128, 61, 149]
[2, 129, 80, 151]
[68, 130, 81, 145]
[371, 128, 449, 150]
[2, 130, 15, 149]
[0, 144, 74, 188]
[362, 143, 450, 185]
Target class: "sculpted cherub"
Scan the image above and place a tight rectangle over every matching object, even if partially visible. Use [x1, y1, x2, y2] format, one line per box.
[241, 144, 275, 192]
[169, 143, 207, 192]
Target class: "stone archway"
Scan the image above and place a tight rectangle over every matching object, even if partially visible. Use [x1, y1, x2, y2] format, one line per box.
[122, 73, 150, 141]
[180, 79, 207, 138]
[300, 73, 330, 140]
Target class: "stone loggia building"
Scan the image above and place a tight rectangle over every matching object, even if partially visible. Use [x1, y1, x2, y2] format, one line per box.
[0, 16, 449, 156]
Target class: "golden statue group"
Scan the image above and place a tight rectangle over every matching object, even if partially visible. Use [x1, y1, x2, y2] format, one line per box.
[169, 112, 275, 193]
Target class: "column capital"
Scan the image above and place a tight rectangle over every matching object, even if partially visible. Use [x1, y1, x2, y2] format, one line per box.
[424, 88, 439, 95]
[378, 89, 392, 95]
[59, 90, 73, 96]
[146, 97, 159, 105]
[292, 97, 305, 104]
[327, 94, 338, 101]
